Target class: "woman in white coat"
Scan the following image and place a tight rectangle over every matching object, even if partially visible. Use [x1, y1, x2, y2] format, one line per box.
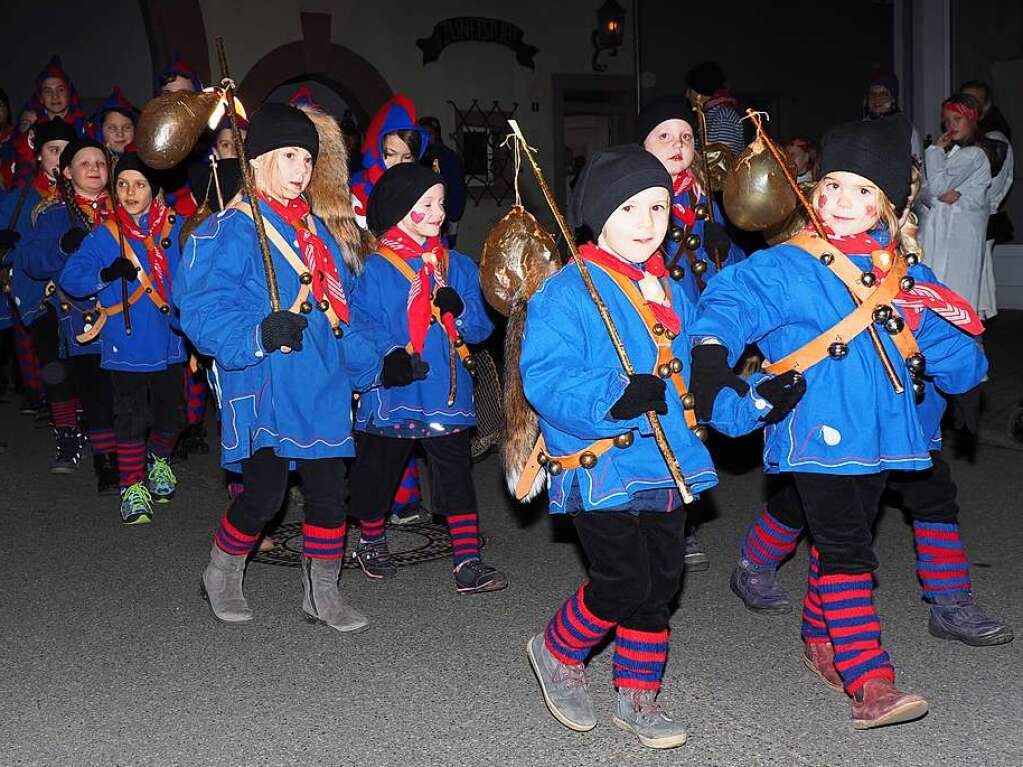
[920, 94, 992, 311]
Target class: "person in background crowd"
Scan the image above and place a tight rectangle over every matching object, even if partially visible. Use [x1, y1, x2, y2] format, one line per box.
[418, 116, 466, 247]
[785, 138, 817, 185]
[920, 93, 993, 313]
[684, 61, 746, 156]
[90, 88, 138, 157]
[863, 71, 922, 163]
[961, 81, 1014, 320]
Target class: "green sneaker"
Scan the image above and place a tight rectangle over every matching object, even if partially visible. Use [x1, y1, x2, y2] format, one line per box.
[120, 483, 153, 525]
[147, 455, 177, 503]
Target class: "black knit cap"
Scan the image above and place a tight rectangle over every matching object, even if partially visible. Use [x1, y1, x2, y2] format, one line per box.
[820, 115, 912, 208]
[58, 136, 107, 174]
[636, 95, 697, 144]
[569, 144, 672, 238]
[32, 119, 76, 151]
[114, 151, 162, 197]
[685, 61, 725, 96]
[245, 103, 319, 162]
[366, 162, 445, 236]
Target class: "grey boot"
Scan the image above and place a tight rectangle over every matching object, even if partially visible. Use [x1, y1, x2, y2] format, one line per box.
[525, 633, 596, 732]
[612, 688, 688, 749]
[200, 544, 253, 623]
[302, 557, 369, 633]
[928, 591, 1014, 646]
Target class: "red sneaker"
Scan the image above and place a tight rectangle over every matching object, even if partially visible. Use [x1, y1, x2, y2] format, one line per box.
[802, 641, 844, 692]
[851, 678, 928, 730]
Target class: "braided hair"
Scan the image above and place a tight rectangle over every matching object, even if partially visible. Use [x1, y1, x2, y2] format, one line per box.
[58, 167, 96, 232]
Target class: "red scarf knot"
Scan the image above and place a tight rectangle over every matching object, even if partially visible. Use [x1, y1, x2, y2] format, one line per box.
[116, 199, 172, 301]
[379, 226, 455, 353]
[578, 243, 681, 335]
[75, 191, 112, 227]
[260, 193, 350, 325]
[672, 171, 697, 228]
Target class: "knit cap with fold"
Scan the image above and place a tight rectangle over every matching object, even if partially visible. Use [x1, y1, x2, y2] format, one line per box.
[114, 151, 162, 196]
[366, 162, 445, 236]
[245, 103, 319, 163]
[819, 115, 912, 209]
[636, 95, 697, 144]
[569, 144, 673, 238]
[59, 136, 106, 174]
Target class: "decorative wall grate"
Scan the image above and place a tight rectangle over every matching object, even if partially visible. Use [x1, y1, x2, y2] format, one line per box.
[448, 99, 519, 205]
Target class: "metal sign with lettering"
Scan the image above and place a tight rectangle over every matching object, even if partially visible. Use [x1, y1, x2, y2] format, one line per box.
[416, 17, 539, 69]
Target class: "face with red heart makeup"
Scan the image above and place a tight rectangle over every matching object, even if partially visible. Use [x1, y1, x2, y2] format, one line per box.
[813, 171, 881, 237]
[397, 183, 446, 243]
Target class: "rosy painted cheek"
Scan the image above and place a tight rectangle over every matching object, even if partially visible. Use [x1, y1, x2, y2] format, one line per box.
[865, 204, 876, 218]
[818, 195, 828, 210]
[410, 211, 426, 224]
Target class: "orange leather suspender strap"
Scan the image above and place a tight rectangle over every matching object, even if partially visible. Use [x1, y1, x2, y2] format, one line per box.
[763, 231, 920, 376]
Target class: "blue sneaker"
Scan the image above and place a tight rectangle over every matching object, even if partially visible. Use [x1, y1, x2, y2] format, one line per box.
[120, 483, 153, 525]
[147, 455, 177, 503]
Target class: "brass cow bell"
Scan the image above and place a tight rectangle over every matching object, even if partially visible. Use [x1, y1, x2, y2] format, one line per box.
[723, 135, 799, 232]
[479, 205, 560, 317]
[135, 90, 223, 170]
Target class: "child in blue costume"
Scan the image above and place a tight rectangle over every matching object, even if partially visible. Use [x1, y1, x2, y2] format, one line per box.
[176, 103, 367, 634]
[88, 88, 137, 159]
[521, 145, 802, 749]
[638, 95, 747, 571]
[0, 120, 73, 416]
[690, 116, 987, 729]
[345, 162, 507, 595]
[61, 152, 187, 525]
[22, 137, 117, 481]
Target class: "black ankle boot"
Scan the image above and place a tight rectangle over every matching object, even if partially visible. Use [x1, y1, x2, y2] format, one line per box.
[93, 452, 120, 496]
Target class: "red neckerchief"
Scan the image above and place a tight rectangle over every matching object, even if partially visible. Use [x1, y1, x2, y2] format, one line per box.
[578, 243, 680, 335]
[116, 199, 172, 301]
[260, 193, 350, 325]
[817, 225, 984, 335]
[74, 191, 112, 227]
[33, 171, 55, 197]
[671, 171, 697, 227]
[379, 226, 456, 353]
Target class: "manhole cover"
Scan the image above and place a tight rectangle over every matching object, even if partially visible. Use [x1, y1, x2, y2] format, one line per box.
[250, 520, 485, 569]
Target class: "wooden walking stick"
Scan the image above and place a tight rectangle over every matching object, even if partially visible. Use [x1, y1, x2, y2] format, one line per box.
[507, 120, 694, 504]
[105, 148, 132, 335]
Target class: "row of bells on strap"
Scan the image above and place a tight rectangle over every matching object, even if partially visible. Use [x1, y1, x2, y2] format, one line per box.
[297, 272, 344, 337]
[539, 431, 636, 475]
[657, 358, 684, 378]
[651, 323, 678, 340]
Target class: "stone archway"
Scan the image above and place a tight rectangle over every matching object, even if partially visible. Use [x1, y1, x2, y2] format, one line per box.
[237, 12, 393, 126]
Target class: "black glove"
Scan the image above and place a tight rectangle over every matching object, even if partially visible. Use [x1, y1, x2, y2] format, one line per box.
[433, 286, 464, 318]
[259, 310, 308, 353]
[0, 228, 20, 249]
[60, 227, 88, 254]
[701, 221, 731, 259]
[609, 374, 667, 420]
[100, 258, 138, 283]
[950, 384, 982, 434]
[755, 370, 806, 424]
[690, 343, 750, 422]
[381, 348, 431, 388]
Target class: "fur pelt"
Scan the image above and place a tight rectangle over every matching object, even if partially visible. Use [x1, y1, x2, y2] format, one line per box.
[501, 249, 560, 502]
[297, 105, 374, 272]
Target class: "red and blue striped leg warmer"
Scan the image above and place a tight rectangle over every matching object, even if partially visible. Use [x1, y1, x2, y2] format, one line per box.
[88, 429, 115, 456]
[390, 458, 421, 513]
[741, 507, 802, 569]
[14, 321, 45, 405]
[613, 627, 670, 691]
[51, 398, 79, 428]
[147, 430, 178, 460]
[913, 521, 971, 599]
[447, 513, 480, 567]
[214, 511, 260, 556]
[303, 521, 347, 560]
[118, 440, 147, 487]
[227, 480, 244, 500]
[185, 368, 207, 426]
[544, 584, 615, 665]
[360, 517, 386, 544]
[801, 546, 828, 643]
[819, 572, 894, 694]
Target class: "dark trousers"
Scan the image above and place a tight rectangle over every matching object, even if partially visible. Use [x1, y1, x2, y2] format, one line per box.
[69, 355, 114, 432]
[226, 448, 347, 537]
[768, 451, 960, 533]
[111, 363, 186, 442]
[349, 431, 477, 520]
[31, 307, 66, 400]
[574, 508, 686, 632]
[793, 472, 888, 575]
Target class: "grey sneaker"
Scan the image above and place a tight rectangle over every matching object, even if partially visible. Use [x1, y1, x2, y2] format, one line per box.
[454, 559, 508, 594]
[353, 538, 398, 580]
[389, 505, 423, 525]
[928, 592, 1014, 647]
[526, 633, 596, 732]
[684, 533, 709, 572]
[612, 688, 688, 749]
[730, 557, 792, 613]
